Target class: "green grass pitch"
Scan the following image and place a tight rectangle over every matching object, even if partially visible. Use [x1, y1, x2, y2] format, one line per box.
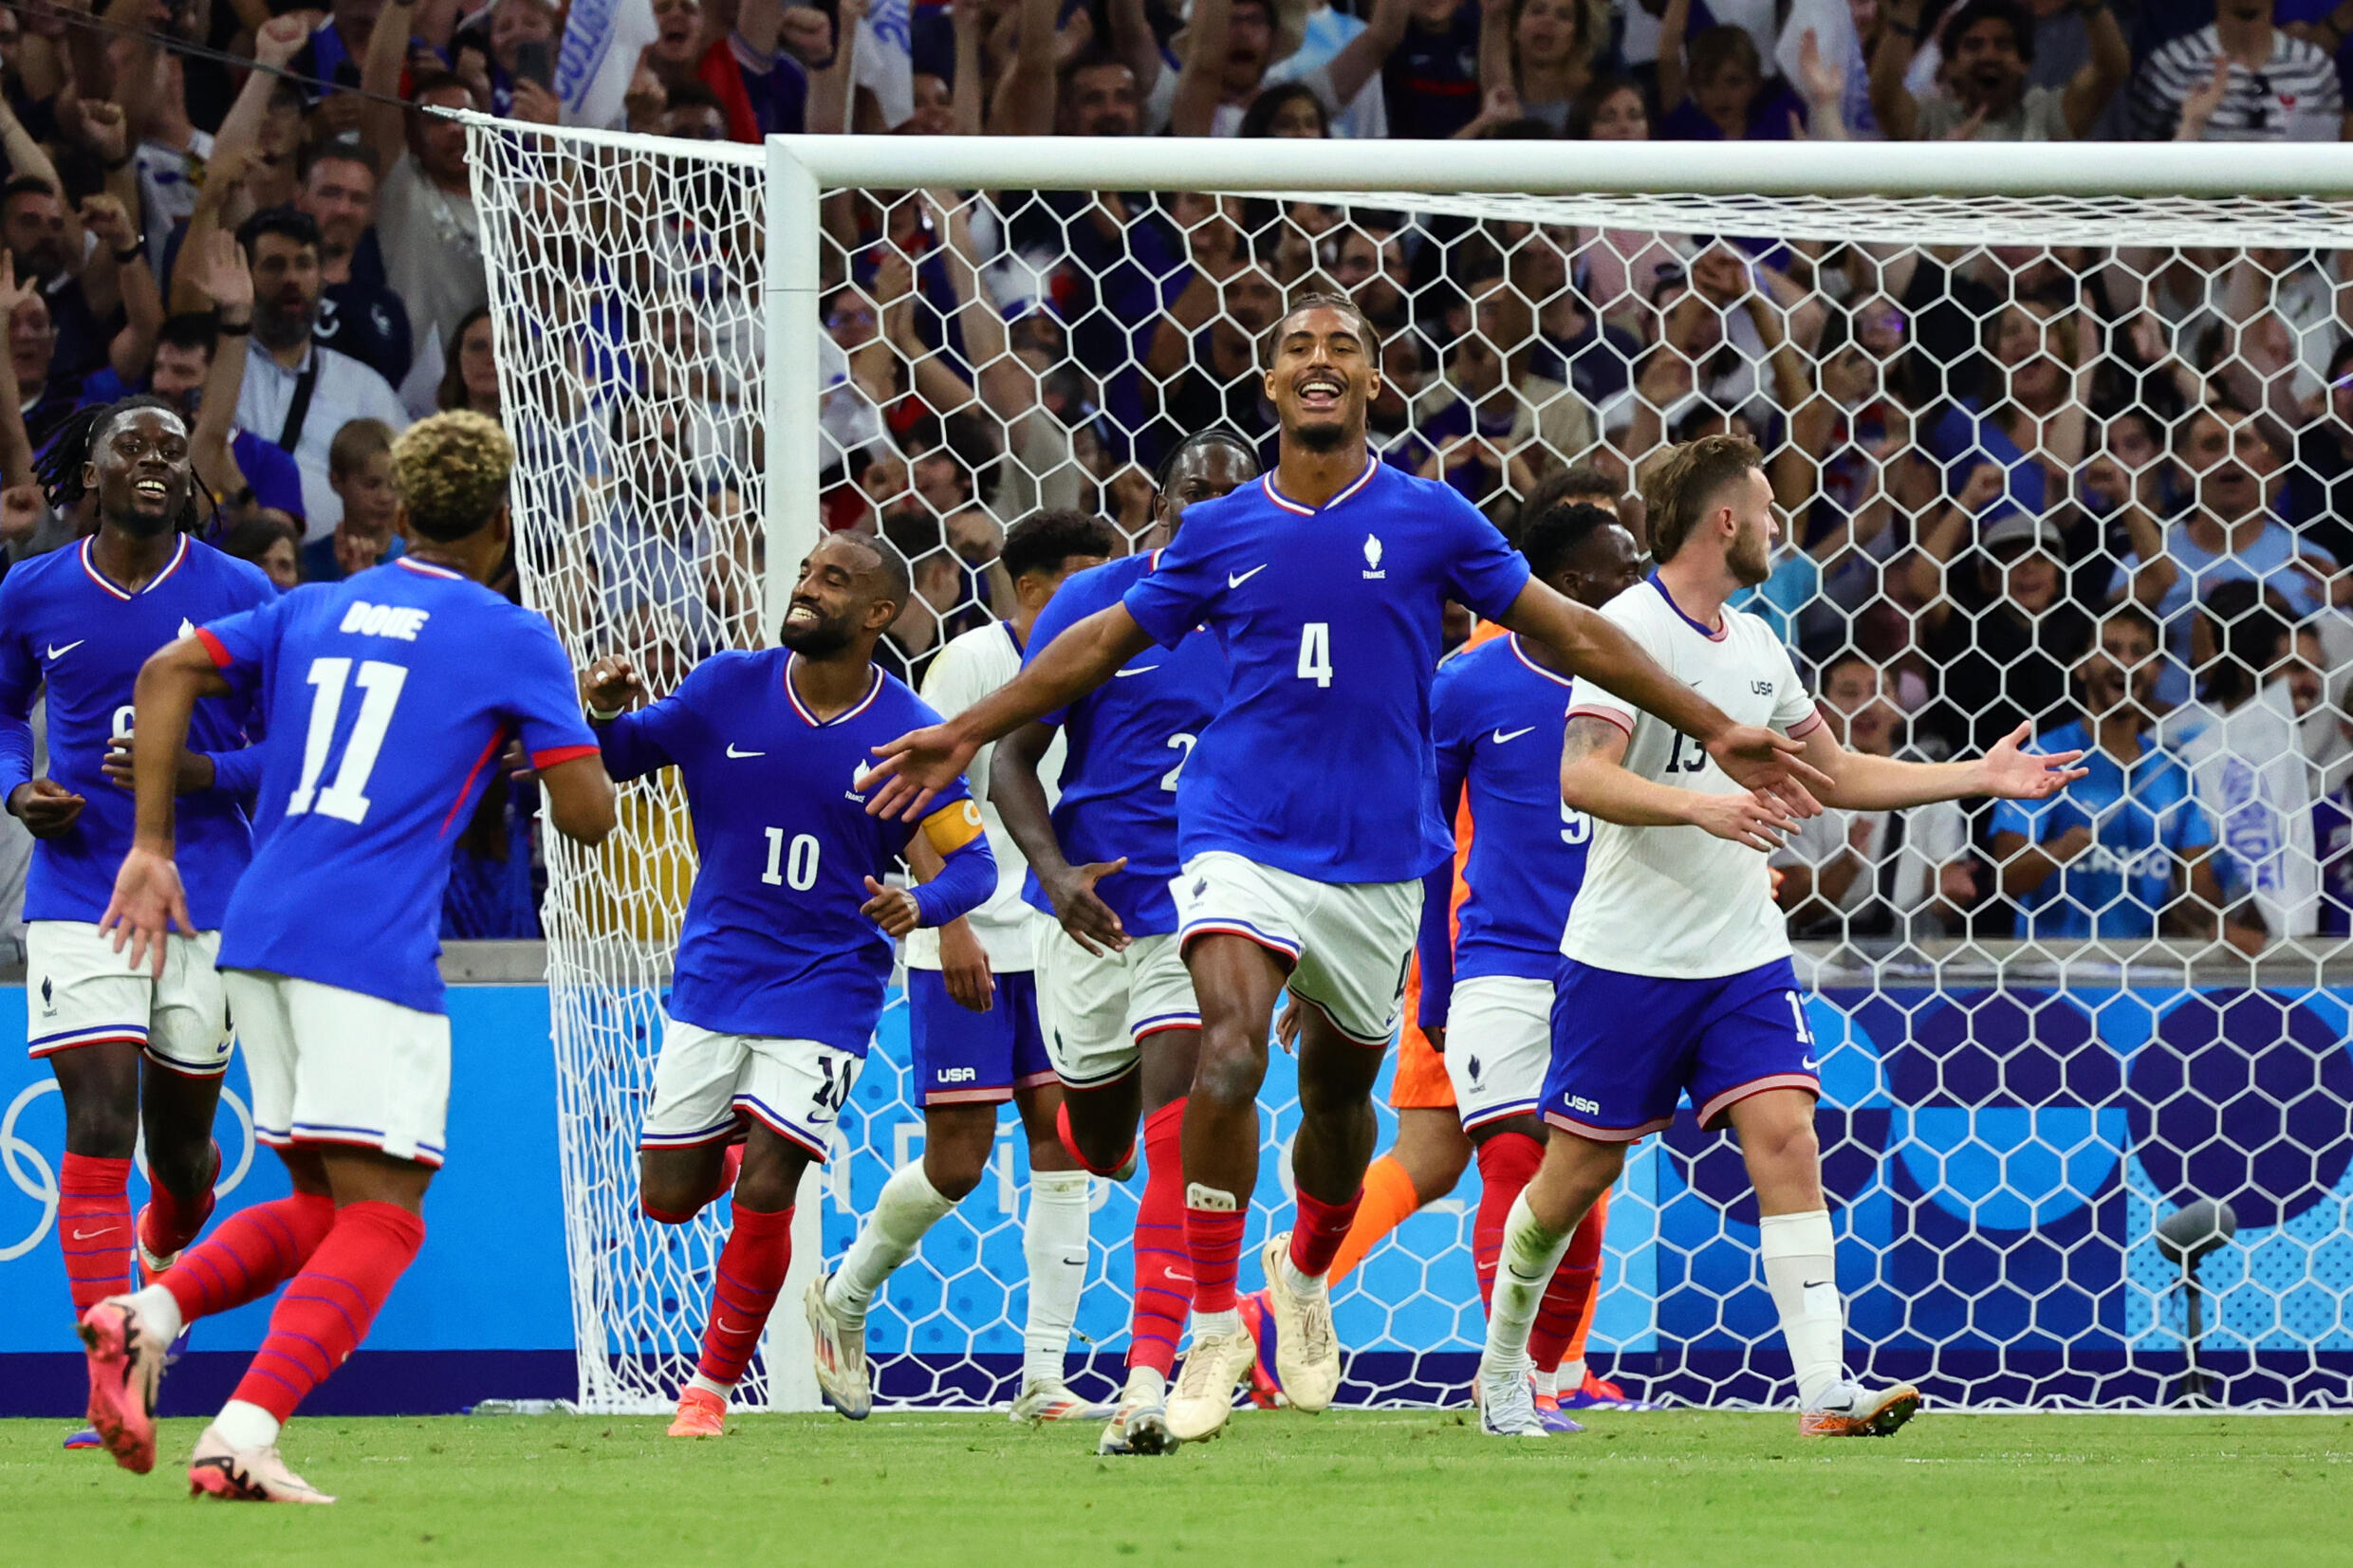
[7, 1411, 2352, 1567]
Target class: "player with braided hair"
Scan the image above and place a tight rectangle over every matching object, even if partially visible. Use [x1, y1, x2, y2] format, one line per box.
[0, 396, 273, 1402]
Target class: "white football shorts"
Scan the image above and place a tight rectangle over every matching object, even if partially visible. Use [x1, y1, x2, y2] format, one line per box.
[225, 968, 451, 1167]
[639, 1018, 859, 1162]
[1442, 974, 1552, 1132]
[1034, 920, 1201, 1089]
[26, 921, 232, 1076]
[1174, 851, 1420, 1047]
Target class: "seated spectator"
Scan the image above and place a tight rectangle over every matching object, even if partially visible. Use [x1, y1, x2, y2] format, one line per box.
[1920, 512, 2096, 758]
[219, 515, 302, 591]
[2163, 581, 2324, 937]
[2134, 0, 2346, 139]
[1658, 0, 1808, 139]
[1928, 297, 2092, 524]
[1774, 652, 1974, 938]
[1502, 221, 1641, 407]
[2106, 394, 2336, 703]
[2286, 334, 2353, 562]
[302, 417, 408, 581]
[297, 137, 414, 389]
[232, 207, 411, 536]
[437, 306, 501, 418]
[1990, 601, 2241, 949]
[1870, 0, 2126, 139]
[1414, 267, 1597, 511]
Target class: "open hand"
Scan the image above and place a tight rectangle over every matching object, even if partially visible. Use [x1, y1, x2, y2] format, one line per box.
[1685, 787, 1799, 853]
[1979, 721, 2088, 800]
[861, 723, 980, 821]
[1044, 856, 1130, 955]
[100, 843, 192, 979]
[1705, 725, 1829, 817]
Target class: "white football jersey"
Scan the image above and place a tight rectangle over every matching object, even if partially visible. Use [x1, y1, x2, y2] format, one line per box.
[1559, 578, 1823, 979]
[903, 620, 1064, 971]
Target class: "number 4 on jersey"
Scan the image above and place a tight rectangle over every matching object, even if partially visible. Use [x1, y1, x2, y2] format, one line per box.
[1297, 622, 1332, 688]
[288, 656, 408, 823]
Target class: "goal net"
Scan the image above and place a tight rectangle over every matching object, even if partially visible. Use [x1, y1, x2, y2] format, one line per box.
[470, 119, 2353, 1413]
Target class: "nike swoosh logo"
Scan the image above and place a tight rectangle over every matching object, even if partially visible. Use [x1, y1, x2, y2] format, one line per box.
[46, 641, 83, 659]
[1114, 665, 1160, 677]
[1227, 564, 1269, 588]
[70, 1226, 120, 1241]
[726, 744, 765, 759]
[1801, 1058, 1822, 1072]
[1801, 1280, 1831, 1290]
[714, 1317, 745, 1335]
[1492, 727, 1536, 745]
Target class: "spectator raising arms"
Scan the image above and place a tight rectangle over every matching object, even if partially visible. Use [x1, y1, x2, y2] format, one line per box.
[1871, 0, 2127, 141]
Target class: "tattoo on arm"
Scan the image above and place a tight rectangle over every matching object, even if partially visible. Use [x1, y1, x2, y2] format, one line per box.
[1561, 716, 1625, 766]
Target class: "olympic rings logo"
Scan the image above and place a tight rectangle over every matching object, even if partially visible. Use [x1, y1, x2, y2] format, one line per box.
[0, 1079, 256, 1264]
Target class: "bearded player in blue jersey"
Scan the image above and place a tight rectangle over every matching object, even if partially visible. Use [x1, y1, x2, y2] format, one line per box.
[863, 293, 1830, 1444]
[0, 397, 273, 1376]
[1418, 501, 1645, 1433]
[83, 411, 617, 1502]
[990, 428, 1260, 1456]
[578, 530, 998, 1435]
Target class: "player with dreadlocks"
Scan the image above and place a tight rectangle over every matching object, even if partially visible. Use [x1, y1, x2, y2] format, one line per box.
[0, 394, 272, 1414]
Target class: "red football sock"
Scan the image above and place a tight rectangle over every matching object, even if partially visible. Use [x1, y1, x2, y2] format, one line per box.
[232, 1200, 425, 1424]
[165, 1192, 339, 1323]
[58, 1153, 133, 1315]
[1472, 1132, 1545, 1310]
[1128, 1098, 1190, 1375]
[1530, 1192, 1609, 1374]
[139, 1140, 221, 1261]
[694, 1203, 794, 1389]
[1287, 1185, 1363, 1281]
[1325, 1155, 1422, 1287]
[1184, 1200, 1248, 1318]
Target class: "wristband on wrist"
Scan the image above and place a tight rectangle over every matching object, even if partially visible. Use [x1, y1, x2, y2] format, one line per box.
[112, 240, 143, 264]
[216, 316, 252, 335]
[587, 702, 624, 722]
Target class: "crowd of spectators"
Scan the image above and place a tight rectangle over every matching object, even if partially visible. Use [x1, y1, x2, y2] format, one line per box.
[0, 0, 2349, 957]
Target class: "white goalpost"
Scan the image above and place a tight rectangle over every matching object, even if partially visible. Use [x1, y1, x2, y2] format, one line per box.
[469, 116, 2353, 1413]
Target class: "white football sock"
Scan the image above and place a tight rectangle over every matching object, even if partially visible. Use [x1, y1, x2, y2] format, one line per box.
[1021, 1169, 1092, 1388]
[127, 1282, 181, 1345]
[1483, 1192, 1570, 1379]
[687, 1372, 732, 1400]
[1123, 1364, 1166, 1402]
[213, 1398, 280, 1451]
[1279, 1252, 1325, 1301]
[1560, 1356, 1586, 1390]
[1759, 1208, 1846, 1410]
[1192, 1307, 1242, 1337]
[828, 1162, 956, 1317]
[1532, 1365, 1559, 1399]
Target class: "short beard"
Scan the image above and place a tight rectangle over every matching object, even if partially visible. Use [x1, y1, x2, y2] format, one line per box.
[108, 502, 176, 539]
[778, 618, 855, 657]
[1292, 417, 1348, 454]
[1730, 531, 1773, 587]
[253, 305, 314, 354]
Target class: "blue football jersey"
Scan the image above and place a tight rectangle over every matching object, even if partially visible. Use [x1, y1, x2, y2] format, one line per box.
[0, 535, 274, 927]
[1121, 454, 1531, 883]
[1433, 635, 1591, 982]
[1020, 551, 1229, 935]
[597, 652, 980, 1055]
[1990, 719, 2214, 941]
[200, 557, 601, 1013]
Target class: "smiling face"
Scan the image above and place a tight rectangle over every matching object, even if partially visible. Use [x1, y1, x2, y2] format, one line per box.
[1266, 304, 1379, 453]
[1951, 14, 2025, 107]
[1515, 0, 1579, 66]
[88, 406, 193, 538]
[2181, 406, 2281, 522]
[2080, 611, 2160, 716]
[780, 533, 902, 655]
[1065, 61, 1140, 136]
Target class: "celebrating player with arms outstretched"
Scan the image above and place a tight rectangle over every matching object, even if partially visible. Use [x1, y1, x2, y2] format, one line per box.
[1419, 500, 1645, 1432]
[862, 294, 1827, 1445]
[1475, 435, 2084, 1438]
[82, 412, 618, 1501]
[990, 429, 1260, 1455]
[582, 531, 999, 1436]
[0, 397, 273, 1351]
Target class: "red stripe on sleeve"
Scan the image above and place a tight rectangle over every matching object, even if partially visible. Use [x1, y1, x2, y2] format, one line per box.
[1788, 710, 1826, 739]
[530, 744, 601, 770]
[1566, 707, 1634, 736]
[195, 628, 234, 670]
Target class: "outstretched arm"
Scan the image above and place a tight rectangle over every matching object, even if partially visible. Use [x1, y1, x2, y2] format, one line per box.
[1558, 714, 1798, 849]
[862, 603, 1154, 819]
[1796, 718, 2086, 812]
[1498, 578, 1832, 807]
[102, 635, 232, 975]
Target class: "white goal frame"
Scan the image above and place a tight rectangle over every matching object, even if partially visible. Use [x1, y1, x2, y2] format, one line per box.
[464, 114, 2353, 1412]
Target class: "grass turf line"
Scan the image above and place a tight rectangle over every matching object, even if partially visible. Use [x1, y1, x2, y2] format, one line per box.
[6, 1412, 2353, 1568]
